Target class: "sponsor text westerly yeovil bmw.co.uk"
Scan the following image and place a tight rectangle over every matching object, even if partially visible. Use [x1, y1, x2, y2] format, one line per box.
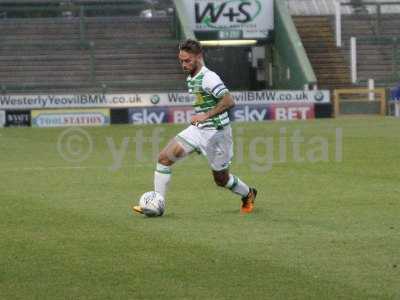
[0, 90, 330, 110]
[166, 90, 330, 105]
[0, 94, 107, 109]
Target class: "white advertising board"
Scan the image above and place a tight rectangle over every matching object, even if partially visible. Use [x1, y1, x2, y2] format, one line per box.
[181, 0, 274, 40]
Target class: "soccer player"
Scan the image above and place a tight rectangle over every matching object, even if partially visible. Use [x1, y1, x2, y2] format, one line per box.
[133, 39, 257, 214]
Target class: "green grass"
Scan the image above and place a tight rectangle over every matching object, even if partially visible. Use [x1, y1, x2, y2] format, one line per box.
[1, 117, 399, 300]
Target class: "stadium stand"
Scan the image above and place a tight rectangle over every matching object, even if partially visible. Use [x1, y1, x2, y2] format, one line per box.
[341, 12, 400, 86]
[0, 0, 185, 93]
[289, 0, 400, 89]
[293, 16, 352, 90]
[85, 16, 185, 91]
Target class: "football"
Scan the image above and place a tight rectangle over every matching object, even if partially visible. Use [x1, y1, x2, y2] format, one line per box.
[139, 191, 165, 217]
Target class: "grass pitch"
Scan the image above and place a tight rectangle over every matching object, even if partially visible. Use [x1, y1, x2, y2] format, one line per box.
[1, 117, 399, 299]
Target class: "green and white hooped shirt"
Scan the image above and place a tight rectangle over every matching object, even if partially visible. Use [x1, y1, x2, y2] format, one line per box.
[187, 66, 230, 129]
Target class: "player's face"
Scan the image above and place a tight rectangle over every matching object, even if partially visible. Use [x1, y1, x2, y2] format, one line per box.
[178, 50, 201, 76]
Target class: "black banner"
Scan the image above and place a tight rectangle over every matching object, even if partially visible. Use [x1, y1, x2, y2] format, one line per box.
[5, 110, 31, 127]
[110, 109, 129, 124]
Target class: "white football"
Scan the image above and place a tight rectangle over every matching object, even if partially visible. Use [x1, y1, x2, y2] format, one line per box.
[139, 191, 165, 217]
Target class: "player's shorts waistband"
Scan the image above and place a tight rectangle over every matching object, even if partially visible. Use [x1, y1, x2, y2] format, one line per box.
[198, 123, 230, 131]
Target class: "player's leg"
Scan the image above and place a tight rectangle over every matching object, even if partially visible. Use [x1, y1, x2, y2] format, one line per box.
[212, 168, 249, 196]
[133, 139, 188, 214]
[154, 125, 201, 198]
[212, 168, 257, 213]
[154, 138, 188, 198]
[206, 127, 257, 213]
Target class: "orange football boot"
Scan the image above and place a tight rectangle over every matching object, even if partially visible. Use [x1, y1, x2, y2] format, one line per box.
[132, 205, 144, 214]
[241, 188, 257, 213]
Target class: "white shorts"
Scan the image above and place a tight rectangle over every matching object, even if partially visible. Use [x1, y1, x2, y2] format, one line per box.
[175, 125, 233, 171]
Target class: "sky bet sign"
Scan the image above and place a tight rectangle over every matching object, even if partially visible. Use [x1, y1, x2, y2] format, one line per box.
[183, 0, 274, 40]
[128, 104, 314, 125]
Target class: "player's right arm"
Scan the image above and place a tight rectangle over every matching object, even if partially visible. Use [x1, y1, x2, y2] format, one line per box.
[191, 71, 235, 124]
[191, 93, 234, 124]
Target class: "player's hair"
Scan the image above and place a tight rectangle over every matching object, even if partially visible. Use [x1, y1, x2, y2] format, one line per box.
[178, 39, 203, 55]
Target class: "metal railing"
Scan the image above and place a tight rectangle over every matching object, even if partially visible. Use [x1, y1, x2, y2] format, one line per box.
[0, 3, 147, 20]
[287, 0, 347, 15]
[0, 2, 171, 47]
[288, 0, 400, 15]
